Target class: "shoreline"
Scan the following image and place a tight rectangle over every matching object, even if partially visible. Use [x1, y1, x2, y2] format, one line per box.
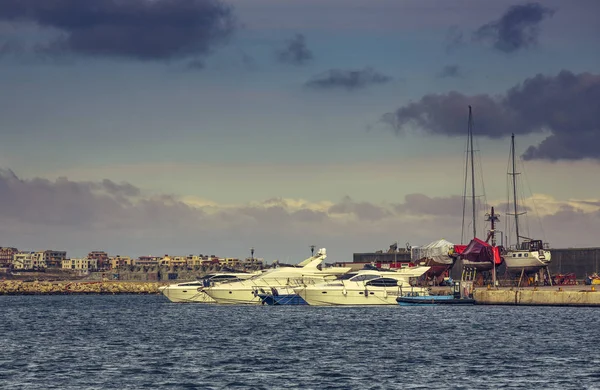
[0, 280, 164, 295]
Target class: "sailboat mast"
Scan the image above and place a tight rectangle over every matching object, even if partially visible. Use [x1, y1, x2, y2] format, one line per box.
[511, 133, 520, 247]
[469, 106, 476, 238]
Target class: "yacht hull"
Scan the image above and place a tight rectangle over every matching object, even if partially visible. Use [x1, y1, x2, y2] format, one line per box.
[204, 286, 264, 304]
[504, 252, 551, 274]
[159, 286, 217, 303]
[296, 285, 426, 306]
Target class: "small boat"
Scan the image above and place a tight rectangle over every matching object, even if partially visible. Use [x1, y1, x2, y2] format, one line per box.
[397, 281, 476, 305]
[257, 287, 308, 305]
[397, 294, 476, 305]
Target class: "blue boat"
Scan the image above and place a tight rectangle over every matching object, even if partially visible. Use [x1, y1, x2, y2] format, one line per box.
[396, 294, 475, 305]
[257, 287, 308, 305]
[397, 281, 476, 305]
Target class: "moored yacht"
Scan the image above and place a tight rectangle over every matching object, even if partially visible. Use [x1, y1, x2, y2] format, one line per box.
[203, 248, 352, 304]
[503, 134, 551, 274]
[294, 266, 430, 306]
[159, 271, 262, 303]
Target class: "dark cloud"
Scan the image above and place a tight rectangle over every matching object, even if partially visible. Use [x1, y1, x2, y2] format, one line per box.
[306, 67, 391, 90]
[473, 2, 554, 53]
[437, 65, 462, 79]
[276, 34, 312, 66]
[328, 196, 391, 221]
[0, 169, 197, 228]
[382, 70, 600, 161]
[0, 0, 235, 61]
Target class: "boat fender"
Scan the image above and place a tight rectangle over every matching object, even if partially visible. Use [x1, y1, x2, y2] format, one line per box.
[342, 288, 347, 296]
[364, 288, 368, 297]
[383, 290, 388, 298]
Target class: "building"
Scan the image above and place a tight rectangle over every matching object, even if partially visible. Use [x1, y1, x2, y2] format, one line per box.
[352, 243, 412, 265]
[0, 247, 19, 267]
[110, 255, 132, 269]
[13, 252, 46, 270]
[88, 251, 109, 270]
[62, 258, 98, 272]
[135, 256, 160, 267]
[41, 250, 67, 268]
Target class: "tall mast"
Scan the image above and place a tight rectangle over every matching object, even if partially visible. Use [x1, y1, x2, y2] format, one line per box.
[469, 106, 476, 238]
[511, 133, 520, 246]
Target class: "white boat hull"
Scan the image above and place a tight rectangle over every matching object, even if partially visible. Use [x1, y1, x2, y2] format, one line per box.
[296, 285, 428, 306]
[159, 286, 216, 303]
[204, 285, 265, 305]
[504, 249, 551, 273]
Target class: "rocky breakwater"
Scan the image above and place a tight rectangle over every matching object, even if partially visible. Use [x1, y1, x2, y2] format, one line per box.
[0, 280, 162, 295]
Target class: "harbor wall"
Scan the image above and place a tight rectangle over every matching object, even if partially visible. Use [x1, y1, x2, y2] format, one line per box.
[474, 286, 600, 306]
[548, 248, 600, 276]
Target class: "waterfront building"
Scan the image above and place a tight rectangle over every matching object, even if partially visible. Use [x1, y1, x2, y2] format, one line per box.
[62, 258, 98, 271]
[110, 255, 132, 269]
[88, 251, 109, 270]
[13, 252, 46, 270]
[41, 250, 67, 268]
[135, 256, 160, 267]
[0, 247, 19, 267]
[185, 255, 204, 267]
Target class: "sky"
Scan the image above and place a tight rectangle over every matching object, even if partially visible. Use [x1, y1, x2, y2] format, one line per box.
[0, 0, 599, 262]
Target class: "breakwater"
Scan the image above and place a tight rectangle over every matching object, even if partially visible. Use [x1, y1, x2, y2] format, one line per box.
[0, 280, 162, 295]
[474, 286, 600, 306]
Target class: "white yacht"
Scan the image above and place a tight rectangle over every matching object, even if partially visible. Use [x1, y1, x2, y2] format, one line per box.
[294, 266, 430, 306]
[503, 134, 551, 274]
[159, 272, 262, 303]
[203, 248, 352, 304]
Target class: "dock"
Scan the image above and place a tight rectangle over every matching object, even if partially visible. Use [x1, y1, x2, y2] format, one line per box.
[473, 285, 600, 306]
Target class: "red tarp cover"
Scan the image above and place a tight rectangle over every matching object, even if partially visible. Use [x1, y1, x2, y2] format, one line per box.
[461, 237, 502, 265]
[453, 245, 467, 255]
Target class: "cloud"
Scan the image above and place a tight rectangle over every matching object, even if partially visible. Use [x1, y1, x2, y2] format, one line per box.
[0, 0, 235, 61]
[328, 196, 392, 221]
[306, 67, 391, 90]
[1, 169, 598, 260]
[437, 65, 462, 78]
[382, 70, 600, 161]
[276, 33, 312, 65]
[473, 2, 554, 53]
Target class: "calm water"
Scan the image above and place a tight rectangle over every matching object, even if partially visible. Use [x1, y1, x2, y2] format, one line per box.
[1, 295, 598, 389]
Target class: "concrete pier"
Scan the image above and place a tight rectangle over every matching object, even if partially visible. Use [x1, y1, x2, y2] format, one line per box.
[474, 286, 600, 306]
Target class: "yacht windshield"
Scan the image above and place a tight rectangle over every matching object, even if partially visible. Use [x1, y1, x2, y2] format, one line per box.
[350, 274, 379, 282]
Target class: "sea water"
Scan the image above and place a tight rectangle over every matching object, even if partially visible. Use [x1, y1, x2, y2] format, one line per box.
[0, 295, 598, 389]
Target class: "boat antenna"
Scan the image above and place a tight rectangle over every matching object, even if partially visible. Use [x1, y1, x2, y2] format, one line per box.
[510, 134, 520, 247]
